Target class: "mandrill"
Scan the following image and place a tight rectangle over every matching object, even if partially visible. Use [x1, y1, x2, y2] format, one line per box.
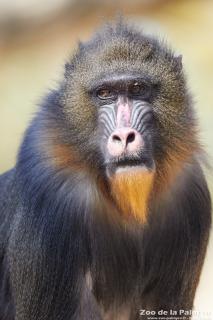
[0, 20, 211, 320]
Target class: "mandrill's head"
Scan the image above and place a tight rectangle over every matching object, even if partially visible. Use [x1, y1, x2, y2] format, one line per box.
[50, 21, 200, 223]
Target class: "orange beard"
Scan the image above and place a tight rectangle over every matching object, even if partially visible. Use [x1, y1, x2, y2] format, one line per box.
[110, 168, 155, 223]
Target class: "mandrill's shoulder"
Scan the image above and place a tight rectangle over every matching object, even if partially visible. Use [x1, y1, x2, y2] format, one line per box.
[166, 160, 211, 230]
[0, 169, 19, 244]
[0, 169, 16, 201]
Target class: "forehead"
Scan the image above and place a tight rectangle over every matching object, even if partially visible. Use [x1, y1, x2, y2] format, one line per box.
[87, 72, 151, 92]
[79, 64, 162, 93]
[77, 38, 155, 72]
[71, 40, 178, 91]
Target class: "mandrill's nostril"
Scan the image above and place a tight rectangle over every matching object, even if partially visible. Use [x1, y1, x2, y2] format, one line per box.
[126, 132, 135, 144]
[112, 131, 136, 146]
[112, 134, 122, 143]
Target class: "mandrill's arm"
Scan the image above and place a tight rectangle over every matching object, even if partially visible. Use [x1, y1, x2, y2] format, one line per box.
[7, 169, 102, 320]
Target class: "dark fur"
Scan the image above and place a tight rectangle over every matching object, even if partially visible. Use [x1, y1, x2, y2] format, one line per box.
[0, 21, 211, 319]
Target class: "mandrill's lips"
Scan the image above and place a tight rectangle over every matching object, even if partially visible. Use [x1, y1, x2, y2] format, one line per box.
[105, 152, 155, 175]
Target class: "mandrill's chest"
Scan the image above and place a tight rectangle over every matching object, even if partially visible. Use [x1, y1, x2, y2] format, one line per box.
[83, 169, 158, 317]
[88, 218, 145, 319]
[87, 270, 132, 319]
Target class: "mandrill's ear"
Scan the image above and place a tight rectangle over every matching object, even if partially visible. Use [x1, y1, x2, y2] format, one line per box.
[173, 54, 183, 72]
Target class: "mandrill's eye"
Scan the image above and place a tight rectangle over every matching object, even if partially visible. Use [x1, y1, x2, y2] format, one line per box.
[129, 81, 150, 97]
[97, 88, 116, 100]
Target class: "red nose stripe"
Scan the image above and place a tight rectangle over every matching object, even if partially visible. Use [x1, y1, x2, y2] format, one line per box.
[116, 98, 131, 127]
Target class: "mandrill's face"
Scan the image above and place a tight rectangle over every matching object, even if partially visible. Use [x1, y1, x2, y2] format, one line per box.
[61, 32, 198, 222]
[88, 73, 156, 177]
[63, 58, 196, 184]
[59, 33, 200, 223]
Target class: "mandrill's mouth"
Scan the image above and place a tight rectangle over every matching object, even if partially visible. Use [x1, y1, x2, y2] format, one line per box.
[105, 153, 155, 175]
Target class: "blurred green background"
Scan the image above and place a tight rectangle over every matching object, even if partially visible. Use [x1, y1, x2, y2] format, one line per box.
[0, 0, 212, 316]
